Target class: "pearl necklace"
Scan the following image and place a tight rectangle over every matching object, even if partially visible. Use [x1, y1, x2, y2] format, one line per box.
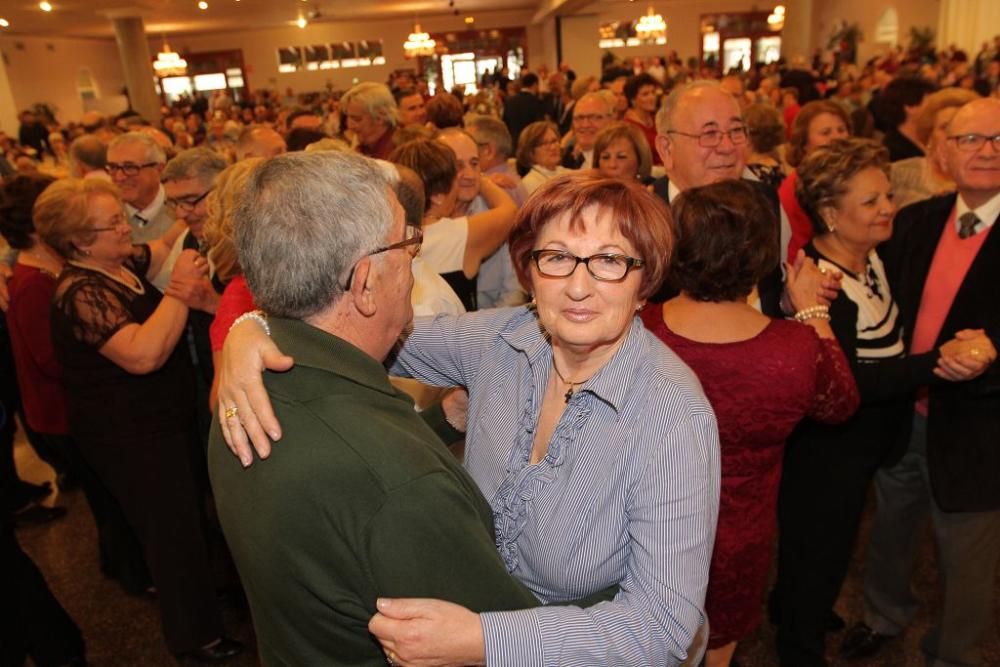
[67, 260, 145, 295]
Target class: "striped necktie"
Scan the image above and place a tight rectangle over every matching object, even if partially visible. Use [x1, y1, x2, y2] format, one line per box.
[958, 211, 980, 239]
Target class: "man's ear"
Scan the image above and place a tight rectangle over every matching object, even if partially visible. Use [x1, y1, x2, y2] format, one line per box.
[348, 257, 378, 317]
[655, 133, 672, 170]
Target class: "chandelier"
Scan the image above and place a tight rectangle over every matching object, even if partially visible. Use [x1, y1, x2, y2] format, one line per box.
[635, 5, 666, 41]
[403, 23, 436, 58]
[153, 37, 188, 78]
[767, 5, 786, 31]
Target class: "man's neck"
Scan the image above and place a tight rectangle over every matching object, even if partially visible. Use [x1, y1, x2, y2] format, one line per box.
[960, 187, 1000, 212]
[305, 304, 391, 364]
[130, 187, 160, 213]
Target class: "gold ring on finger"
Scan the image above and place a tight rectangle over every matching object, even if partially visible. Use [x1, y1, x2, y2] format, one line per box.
[224, 406, 239, 420]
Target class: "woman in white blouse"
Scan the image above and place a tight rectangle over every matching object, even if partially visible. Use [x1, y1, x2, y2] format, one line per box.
[516, 121, 567, 195]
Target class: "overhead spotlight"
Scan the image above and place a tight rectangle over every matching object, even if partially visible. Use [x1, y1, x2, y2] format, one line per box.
[39, 1, 53, 11]
[465, 16, 474, 25]
[197, 1, 208, 9]
[0, 18, 9, 27]
[297, 15, 307, 28]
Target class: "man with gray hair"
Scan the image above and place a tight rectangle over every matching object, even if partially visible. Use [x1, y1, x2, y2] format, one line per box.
[106, 131, 175, 242]
[158, 147, 228, 443]
[207, 151, 537, 665]
[68, 134, 110, 181]
[342, 81, 399, 160]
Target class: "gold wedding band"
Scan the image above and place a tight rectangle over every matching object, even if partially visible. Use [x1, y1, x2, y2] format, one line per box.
[224, 406, 239, 420]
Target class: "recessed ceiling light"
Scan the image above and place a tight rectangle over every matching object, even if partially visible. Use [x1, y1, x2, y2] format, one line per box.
[39, 1, 53, 11]
[197, 1, 208, 9]
[0, 18, 9, 27]
[296, 16, 307, 28]
[465, 16, 475, 24]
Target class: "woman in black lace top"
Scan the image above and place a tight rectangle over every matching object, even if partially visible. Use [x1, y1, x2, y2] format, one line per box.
[35, 178, 242, 662]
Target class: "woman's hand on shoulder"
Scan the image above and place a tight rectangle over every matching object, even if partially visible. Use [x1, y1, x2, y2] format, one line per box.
[784, 250, 842, 313]
[369, 598, 486, 667]
[217, 316, 295, 466]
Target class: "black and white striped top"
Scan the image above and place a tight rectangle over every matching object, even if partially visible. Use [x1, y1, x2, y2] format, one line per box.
[816, 249, 904, 362]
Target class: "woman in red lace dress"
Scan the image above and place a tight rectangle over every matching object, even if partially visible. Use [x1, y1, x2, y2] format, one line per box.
[641, 180, 859, 667]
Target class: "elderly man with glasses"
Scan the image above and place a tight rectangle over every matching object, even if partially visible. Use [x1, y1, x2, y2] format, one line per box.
[106, 132, 176, 243]
[561, 92, 614, 170]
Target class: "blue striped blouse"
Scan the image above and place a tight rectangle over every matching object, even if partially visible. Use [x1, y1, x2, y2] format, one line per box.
[392, 306, 721, 666]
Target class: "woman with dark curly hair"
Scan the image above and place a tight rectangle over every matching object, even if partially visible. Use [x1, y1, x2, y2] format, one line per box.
[641, 179, 858, 667]
[771, 137, 993, 667]
[622, 72, 663, 165]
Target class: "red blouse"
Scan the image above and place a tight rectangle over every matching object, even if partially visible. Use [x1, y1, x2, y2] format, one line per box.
[209, 275, 256, 353]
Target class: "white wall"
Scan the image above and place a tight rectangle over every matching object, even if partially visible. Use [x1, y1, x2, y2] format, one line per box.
[0, 34, 125, 123]
[162, 9, 537, 95]
[937, 0, 1000, 55]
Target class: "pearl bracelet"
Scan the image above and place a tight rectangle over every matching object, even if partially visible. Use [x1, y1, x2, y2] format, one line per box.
[230, 309, 270, 336]
[793, 305, 831, 323]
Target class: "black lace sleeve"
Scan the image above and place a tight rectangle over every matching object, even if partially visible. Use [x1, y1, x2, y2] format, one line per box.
[55, 278, 135, 348]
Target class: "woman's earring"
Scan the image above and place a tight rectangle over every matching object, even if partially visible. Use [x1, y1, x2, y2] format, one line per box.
[826, 223, 837, 233]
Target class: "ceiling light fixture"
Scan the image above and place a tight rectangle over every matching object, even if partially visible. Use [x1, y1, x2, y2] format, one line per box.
[464, 16, 474, 25]
[296, 15, 307, 28]
[767, 5, 786, 31]
[153, 36, 188, 78]
[197, 1, 208, 9]
[404, 23, 435, 59]
[0, 18, 9, 27]
[634, 5, 666, 41]
[39, 1, 53, 11]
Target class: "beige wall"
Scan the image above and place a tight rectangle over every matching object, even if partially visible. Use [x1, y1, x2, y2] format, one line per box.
[560, 0, 815, 80]
[0, 34, 125, 124]
[162, 9, 536, 95]
[811, 0, 940, 65]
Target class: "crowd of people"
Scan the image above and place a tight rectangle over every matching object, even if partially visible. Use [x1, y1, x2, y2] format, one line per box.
[1, 34, 999, 667]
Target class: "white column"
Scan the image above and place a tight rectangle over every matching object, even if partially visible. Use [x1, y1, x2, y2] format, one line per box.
[110, 15, 160, 122]
[938, 0, 1000, 55]
[0, 46, 20, 133]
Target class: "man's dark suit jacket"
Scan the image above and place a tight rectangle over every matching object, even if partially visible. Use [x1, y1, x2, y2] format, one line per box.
[503, 91, 545, 148]
[881, 193, 1000, 512]
[651, 175, 784, 317]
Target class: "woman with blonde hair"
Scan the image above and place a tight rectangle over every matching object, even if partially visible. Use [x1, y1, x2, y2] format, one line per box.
[204, 158, 264, 407]
[890, 87, 980, 208]
[592, 121, 653, 184]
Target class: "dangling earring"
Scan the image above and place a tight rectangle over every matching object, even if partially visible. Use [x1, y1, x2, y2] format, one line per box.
[826, 223, 837, 233]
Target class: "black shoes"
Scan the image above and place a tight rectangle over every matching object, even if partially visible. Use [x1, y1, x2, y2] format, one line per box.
[180, 637, 244, 663]
[840, 622, 893, 660]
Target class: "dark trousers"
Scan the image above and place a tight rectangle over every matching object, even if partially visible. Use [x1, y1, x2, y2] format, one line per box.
[772, 432, 883, 667]
[79, 428, 222, 653]
[0, 514, 85, 667]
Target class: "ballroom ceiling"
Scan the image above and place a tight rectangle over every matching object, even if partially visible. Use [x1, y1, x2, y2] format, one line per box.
[0, 0, 554, 39]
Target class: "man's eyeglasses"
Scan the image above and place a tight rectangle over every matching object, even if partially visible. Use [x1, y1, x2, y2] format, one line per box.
[666, 126, 749, 148]
[530, 249, 644, 282]
[343, 225, 423, 290]
[166, 189, 214, 214]
[104, 162, 161, 177]
[947, 133, 1000, 152]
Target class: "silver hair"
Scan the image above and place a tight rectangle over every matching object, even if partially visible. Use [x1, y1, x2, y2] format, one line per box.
[161, 147, 227, 187]
[107, 131, 167, 164]
[577, 91, 615, 116]
[234, 151, 394, 319]
[341, 81, 399, 128]
[656, 79, 727, 134]
[465, 115, 513, 158]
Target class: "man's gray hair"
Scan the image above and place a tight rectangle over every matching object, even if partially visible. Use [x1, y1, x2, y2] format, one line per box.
[108, 131, 167, 164]
[465, 115, 513, 158]
[577, 91, 615, 117]
[341, 82, 399, 128]
[161, 147, 227, 187]
[234, 151, 394, 319]
[69, 134, 107, 171]
[656, 80, 727, 134]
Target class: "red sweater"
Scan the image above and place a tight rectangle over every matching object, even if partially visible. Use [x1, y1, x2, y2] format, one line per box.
[8, 263, 69, 434]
